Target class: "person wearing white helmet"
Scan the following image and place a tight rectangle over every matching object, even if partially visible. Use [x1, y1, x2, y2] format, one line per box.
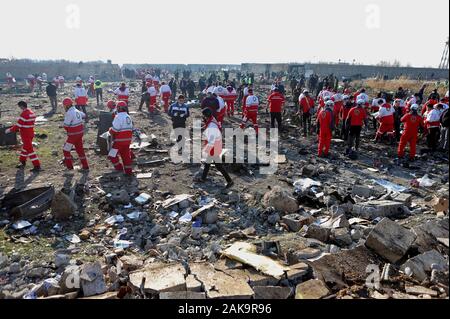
[345, 99, 368, 155]
[398, 104, 423, 161]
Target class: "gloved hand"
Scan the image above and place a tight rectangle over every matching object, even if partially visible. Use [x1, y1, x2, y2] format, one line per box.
[5, 128, 11, 134]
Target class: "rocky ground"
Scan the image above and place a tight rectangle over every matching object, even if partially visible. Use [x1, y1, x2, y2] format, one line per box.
[0, 82, 448, 300]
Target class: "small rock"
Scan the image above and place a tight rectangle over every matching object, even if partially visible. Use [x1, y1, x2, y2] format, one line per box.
[295, 279, 330, 299]
[9, 262, 21, 274]
[51, 191, 78, 221]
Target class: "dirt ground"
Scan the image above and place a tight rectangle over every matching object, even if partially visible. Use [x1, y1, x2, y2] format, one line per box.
[0, 80, 448, 299]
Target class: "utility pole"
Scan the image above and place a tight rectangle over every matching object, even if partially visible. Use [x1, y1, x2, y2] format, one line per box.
[439, 37, 449, 69]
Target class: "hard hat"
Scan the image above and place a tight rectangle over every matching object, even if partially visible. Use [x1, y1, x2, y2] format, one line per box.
[342, 95, 349, 100]
[326, 100, 335, 107]
[357, 99, 365, 105]
[303, 89, 309, 94]
[410, 104, 419, 111]
[63, 98, 73, 107]
[117, 101, 128, 110]
[107, 100, 116, 109]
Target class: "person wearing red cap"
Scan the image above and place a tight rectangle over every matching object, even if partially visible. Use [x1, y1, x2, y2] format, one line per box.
[108, 101, 134, 175]
[267, 88, 285, 131]
[398, 104, 423, 161]
[62, 98, 89, 170]
[5, 101, 41, 172]
[317, 100, 335, 157]
[224, 85, 237, 116]
[107, 100, 117, 118]
[240, 89, 259, 134]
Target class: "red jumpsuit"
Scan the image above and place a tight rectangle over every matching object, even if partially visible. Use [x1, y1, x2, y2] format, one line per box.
[317, 108, 333, 156]
[240, 95, 259, 134]
[376, 104, 395, 139]
[109, 112, 134, 175]
[147, 87, 158, 113]
[63, 106, 89, 169]
[397, 113, 422, 160]
[225, 89, 237, 116]
[333, 101, 343, 127]
[10, 108, 40, 168]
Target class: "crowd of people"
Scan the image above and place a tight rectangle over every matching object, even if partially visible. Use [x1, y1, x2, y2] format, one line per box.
[3, 70, 449, 189]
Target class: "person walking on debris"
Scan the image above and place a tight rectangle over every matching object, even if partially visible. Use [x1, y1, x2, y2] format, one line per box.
[345, 99, 368, 156]
[114, 82, 130, 107]
[224, 85, 237, 116]
[94, 80, 104, 106]
[317, 100, 335, 158]
[201, 90, 220, 119]
[46, 81, 58, 113]
[160, 81, 172, 113]
[108, 101, 134, 176]
[169, 95, 190, 145]
[340, 96, 353, 141]
[62, 98, 89, 171]
[169, 78, 178, 100]
[267, 88, 285, 132]
[298, 89, 315, 137]
[147, 82, 158, 114]
[240, 89, 259, 135]
[74, 82, 89, 122]
[397, 104, 423, 162]
[5, 101, 41, 172]
[374, 99, 395, 143]
[139, 80, 149, 112]
[198, 108, 234, 189]
[425, 103, 444, 152]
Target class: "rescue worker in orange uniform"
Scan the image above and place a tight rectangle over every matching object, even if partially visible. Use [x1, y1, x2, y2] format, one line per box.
[397, 104, 423, 161]
[62, 98, 89, 170]
[317, 100, 335, 157]
[5, 101, 41, 171]
[108, 101, 134, 175]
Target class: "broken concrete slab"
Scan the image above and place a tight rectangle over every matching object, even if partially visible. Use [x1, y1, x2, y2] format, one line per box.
[390, 193, 413, 206]
[129, 263, 186, 294]
[405, 285, 439, 297]
[186, 274, 202, 292]
[352, 185, 383, 198]
[79, 262, 107, 297]
[262, 186, 298, 214]
[352, 200, 408, 220]
[253, 286, 292, 299]
[305, 224, 331, 243]
[401, 250, 448, 282]
[286, 262, 310, 282]
[282, 212, 314, 232]
[321, 214, 350, 229]
[119, 255, 144, 272]
[190, 263, 254, 299]
[291, 247, 322, 261]
[365, 218, 417, 263]
[331, 228, 353, 247]
[295, 279, 330, 299]
[222, 242, 290, 279]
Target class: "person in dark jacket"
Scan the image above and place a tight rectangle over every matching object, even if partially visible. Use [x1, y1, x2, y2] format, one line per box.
[201, 92, 220, 118]
[46, 82, 58, 113]
[138, 80, 149, 111]
[169, 95, 190, 144]
[439, 108, 449, 152]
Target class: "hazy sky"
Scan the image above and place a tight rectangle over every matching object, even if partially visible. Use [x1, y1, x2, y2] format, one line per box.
[1, 0, 448, 67]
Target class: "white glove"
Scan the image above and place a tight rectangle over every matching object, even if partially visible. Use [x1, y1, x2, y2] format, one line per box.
[5, 128, 11, 134]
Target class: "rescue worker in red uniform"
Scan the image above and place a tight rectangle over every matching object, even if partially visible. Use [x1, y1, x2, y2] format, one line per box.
[74, 82, 89, 122]
[267, 88, 285, 131]
[199, 108, 234, 189]
[224, 85, 237, 116]
[298, 90, 315, 137]
[398, 104, 423, 161]
[114, 83, 130, 106]
[339, 96, 352, 140]
[147, 83, 158, 113]
[331, 92, 344, 133]
[240, 89, 259, 134]
[375, 100, 395, 142]
[107, 100, 117, 117]
[62, 98, 89, 170]
[346, 99, 368, 155]
[5, 101, 41, 171]
[159, 82, 172, 113]
[317, 100, 335, 157]
[108, 101, 134, 175]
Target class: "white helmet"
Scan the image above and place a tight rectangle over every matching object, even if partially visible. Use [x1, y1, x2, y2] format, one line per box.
[326, 100, 335, 107]
[357, 99, 365, 105]
[342, 95, 349, 100]
[410, 104, 419, 111]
